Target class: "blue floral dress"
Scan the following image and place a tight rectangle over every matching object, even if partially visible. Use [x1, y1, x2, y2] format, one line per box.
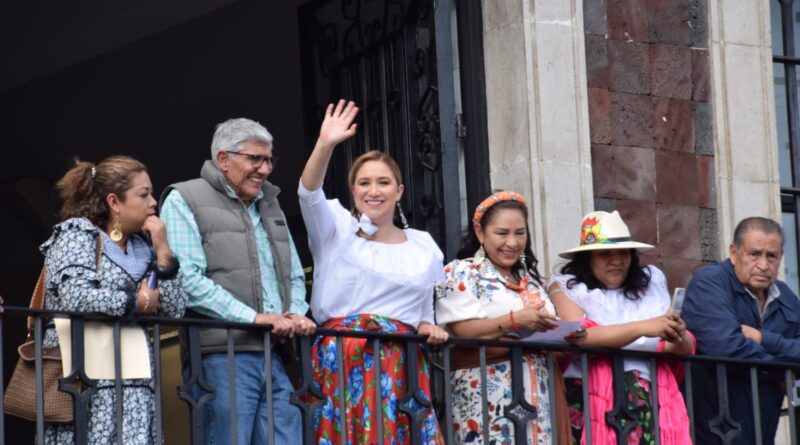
[39, 218, 187, 444]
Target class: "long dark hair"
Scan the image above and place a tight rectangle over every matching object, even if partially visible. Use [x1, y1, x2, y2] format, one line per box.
[458, 200, 544, 286]
[559, 249, 651, 301]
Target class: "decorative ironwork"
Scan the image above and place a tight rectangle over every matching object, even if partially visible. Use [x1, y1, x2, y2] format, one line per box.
[299, 0, 446, 247]
[503, 346, 538, 444]
[708, 363, 742, 443]
[3, 306, 800, 444]
[303, 0, 418, 69]
[604, 355, 639, 444]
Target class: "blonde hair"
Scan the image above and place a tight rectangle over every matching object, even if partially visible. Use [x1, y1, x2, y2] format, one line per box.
[347, 150, 403, 187]
[347, 150, 405, 234]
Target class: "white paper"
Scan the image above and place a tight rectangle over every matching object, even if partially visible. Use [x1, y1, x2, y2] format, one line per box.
[55, 319, 152, 380]
[519, 320, 584, 344]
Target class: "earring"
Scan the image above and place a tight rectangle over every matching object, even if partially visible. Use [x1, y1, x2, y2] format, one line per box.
[476, 244, 486, 261]
[110, 212, 123, 242]
[520, 252, 526, 265]
[397, 202, 409, 229]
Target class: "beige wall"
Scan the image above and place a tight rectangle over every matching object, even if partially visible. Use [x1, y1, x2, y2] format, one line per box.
[482, 0, 594, 276]
[708, 0, 782, 252]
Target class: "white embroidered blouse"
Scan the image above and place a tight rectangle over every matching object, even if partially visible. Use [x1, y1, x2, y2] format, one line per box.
[298, 183, 444, 327]
[552, 264, 671, 381]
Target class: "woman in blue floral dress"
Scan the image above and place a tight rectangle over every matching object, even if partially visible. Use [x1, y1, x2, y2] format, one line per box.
[41, 156, 186, 444]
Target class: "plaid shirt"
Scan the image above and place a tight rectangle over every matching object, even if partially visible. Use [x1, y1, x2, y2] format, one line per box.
[161, 187, 308, 323]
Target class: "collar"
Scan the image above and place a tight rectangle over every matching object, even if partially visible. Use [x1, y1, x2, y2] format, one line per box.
[744, 283, 781, 317]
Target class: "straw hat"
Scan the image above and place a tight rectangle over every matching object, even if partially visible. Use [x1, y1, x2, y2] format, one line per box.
[558, 211, 654, 259]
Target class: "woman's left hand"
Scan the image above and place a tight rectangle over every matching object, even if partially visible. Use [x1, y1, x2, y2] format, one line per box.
[417, 322, 449, 345]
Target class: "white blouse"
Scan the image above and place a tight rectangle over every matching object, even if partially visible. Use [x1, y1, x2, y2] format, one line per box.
[298, 183, 444, 327]
[552, 265, 671, 381]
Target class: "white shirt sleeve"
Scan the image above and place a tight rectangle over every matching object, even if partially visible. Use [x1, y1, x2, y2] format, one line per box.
[297, 182, 339, 258]
[435, 260, 488, 327]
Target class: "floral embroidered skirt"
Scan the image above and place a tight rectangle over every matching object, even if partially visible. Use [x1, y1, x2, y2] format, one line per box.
[565, 371, 654, 445]
[450, 354, 552, 445]
[309, 314, 444, 445]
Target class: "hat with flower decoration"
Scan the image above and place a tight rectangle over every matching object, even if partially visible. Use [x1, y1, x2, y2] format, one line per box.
[558, 210, 654, 259]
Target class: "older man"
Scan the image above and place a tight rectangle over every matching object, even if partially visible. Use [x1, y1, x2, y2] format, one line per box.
[683, 217, 800, 445]
[160, 118, 314, 444]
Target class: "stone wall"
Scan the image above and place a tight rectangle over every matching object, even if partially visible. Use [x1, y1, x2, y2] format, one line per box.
[482, 0, 594, 276]
[584, 0, 715, 289]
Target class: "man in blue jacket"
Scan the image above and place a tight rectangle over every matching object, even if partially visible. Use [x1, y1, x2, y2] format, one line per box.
[683, 216, 800, 445]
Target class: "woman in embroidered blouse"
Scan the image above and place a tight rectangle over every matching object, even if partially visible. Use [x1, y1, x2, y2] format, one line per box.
[436, 191, 576, 445]
[299, 100, 448, 444]
[41, 156, 186, 444]
[548, 211, 694, 445]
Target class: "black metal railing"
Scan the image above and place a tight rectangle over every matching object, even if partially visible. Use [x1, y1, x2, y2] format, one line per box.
[1, 307, 799, 444]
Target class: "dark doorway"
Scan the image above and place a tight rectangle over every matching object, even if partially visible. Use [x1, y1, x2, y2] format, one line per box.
[298, 0, 490, 258]
[0, 0, 488, 442]
[0, 1, 313, 442]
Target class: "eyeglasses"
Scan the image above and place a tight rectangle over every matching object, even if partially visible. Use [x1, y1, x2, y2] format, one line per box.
[225, 151, 279, 168]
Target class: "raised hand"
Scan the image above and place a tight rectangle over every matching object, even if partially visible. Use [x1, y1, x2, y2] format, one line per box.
[317, 100, 359, 149]
[302, 100, 361, 191]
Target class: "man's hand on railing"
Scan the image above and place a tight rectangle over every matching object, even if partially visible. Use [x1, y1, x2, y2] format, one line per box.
[417, 321, 449, 345]
[285, 313, 316, 336]
[255, 313, 295, 337]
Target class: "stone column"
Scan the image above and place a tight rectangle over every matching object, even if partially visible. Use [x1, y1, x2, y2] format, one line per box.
[482, 0, 594, 275]
[708, 0, 781, 252]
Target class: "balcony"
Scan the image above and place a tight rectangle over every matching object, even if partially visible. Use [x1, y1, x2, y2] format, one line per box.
[2, 307, 799, 444]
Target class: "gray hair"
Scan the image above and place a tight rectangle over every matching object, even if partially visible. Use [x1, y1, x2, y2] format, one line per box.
[732, 216, 785, 249]
[211, 118, 274, 164]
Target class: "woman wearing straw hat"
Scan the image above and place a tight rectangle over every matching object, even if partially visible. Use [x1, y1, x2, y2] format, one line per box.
[549, 211, 695, 445]
[436, 191, 576, 444]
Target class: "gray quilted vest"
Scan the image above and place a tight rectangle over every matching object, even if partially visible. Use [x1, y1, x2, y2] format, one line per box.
[161, 160, 293, 353]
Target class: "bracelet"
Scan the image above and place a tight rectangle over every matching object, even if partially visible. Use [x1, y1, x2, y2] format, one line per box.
[509, 310, 521, 333]
[155, 256, 180, 280]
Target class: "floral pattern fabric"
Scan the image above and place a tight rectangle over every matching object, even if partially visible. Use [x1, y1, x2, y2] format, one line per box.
[435, 255, 556, 444]
[309, 314, 444, 445]
[39, 218, 187, 444]
[450, 355, 553, 444]
[565, 372, 655, 445]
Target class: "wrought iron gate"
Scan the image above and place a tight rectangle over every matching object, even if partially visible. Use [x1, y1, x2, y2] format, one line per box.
[299, 0, 461, 255]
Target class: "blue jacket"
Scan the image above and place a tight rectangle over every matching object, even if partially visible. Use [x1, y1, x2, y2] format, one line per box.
[683, 259, 800, 445]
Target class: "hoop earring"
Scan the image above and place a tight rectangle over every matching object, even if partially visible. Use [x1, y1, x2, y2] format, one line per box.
[397, 202, 409, 229]
[110, 212, 123, 242]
